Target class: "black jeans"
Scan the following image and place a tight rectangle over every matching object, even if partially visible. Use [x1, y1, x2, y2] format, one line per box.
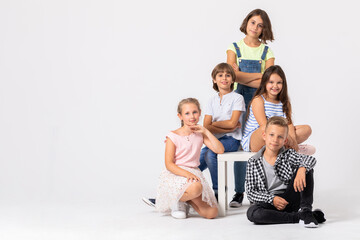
[247, 169, 314, 224]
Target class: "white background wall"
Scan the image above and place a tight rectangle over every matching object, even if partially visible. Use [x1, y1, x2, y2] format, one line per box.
[0, 0, 359, 207]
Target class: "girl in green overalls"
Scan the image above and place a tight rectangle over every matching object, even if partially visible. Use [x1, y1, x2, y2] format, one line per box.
[226, 9, 275, 208]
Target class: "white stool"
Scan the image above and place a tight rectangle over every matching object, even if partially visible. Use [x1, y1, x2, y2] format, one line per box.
[217, 151, 255, 217]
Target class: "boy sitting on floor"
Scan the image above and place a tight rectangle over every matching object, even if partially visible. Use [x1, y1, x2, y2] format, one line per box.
[245, 116, 325, 228]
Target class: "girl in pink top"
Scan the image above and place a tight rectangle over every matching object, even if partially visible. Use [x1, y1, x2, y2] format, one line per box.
[156, 98, 224, 219]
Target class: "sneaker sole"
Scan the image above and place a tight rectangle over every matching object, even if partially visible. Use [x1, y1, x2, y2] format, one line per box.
[299, 220, 319, 228]
[171, 211, 187, 219]
[142, 197, 155, 207]
[229, 202, 242, 208]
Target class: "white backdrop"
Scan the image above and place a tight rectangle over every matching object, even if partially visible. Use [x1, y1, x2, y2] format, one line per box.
[0, 0, 359, 207]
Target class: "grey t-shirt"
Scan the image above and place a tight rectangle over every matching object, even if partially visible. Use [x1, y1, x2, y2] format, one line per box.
[262, 156, 287, 195]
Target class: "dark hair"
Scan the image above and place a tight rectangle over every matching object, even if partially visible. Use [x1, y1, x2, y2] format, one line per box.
[266, 116, 289, 134]
[250, 65, 292, 124]
[211, 63, 235, 92]
[240, 9, 274, 44]
[177, 98, 201, 126]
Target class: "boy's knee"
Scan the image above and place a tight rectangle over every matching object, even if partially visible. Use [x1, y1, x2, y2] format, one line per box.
[205, 150, 217, 161]
[247, 205, 256, 222]
[247, 204, 262, 223]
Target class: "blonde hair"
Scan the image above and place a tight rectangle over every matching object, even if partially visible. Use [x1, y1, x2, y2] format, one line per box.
[265, 116, 288, 133]
[177, 98, 201, 126]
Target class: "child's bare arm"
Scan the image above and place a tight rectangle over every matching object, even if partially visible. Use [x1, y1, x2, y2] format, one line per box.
[192, 125, 224, 154]
[244, 58, 274, 88]
[203, 115, 239, 134]
[211, 111, 242, 129]
[227, 50, 262, 85]
[251, 96, 267, 127]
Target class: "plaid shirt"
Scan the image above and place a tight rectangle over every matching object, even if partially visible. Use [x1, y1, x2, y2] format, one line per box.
[245, 146, 316, 204]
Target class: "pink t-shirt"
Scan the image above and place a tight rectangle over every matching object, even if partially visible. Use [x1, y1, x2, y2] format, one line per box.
[166, 131, 204, 168]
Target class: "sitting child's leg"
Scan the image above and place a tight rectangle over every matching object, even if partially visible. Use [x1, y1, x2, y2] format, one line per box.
[231, 161, 247, 207]
[299, 169, 314, 210]
[198, 147, 209, 171]
[247, 169, 316, 225]
[179, 181, 203, 202]
[279, 169, 314, 212]
[247, 202, 299, 224]
[202, 149, 218, 193]
[249, 125, 266, 152]
[202, 136, 241, 193]
[189, 195, 218, 219]
[294, 125, 312, 144]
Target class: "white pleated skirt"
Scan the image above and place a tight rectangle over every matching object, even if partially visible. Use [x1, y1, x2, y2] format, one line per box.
[155, 166, 217, 213]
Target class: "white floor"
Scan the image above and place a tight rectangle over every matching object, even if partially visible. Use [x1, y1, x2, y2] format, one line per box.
[1, 189, 359, 240]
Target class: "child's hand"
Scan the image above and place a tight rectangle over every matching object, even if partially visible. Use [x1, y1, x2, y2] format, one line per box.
[273, 196, 288, 211]
[189, 124, 206, 134]
[294, 167, 306, 192]
[184, 172, 200, 183]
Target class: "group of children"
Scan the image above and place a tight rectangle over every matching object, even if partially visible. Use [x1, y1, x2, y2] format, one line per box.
[144, 9, 325, 228]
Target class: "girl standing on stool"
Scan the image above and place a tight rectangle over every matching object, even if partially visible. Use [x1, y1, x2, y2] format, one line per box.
[242, 65, 314, 154]
[156, 98, 223, 219]
[226, 8, 275, 208]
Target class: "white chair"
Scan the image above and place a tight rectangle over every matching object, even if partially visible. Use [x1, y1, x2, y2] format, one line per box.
[217, 151, 255, 217]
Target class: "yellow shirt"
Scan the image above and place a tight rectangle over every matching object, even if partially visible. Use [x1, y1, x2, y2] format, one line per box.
[227, 39, 275, 74]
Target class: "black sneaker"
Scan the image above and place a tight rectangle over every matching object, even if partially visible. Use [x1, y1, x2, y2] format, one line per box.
[299, 209, 319, 228]
[312, 209, 326, 223]
[229, 192, 244, 208]
[142, 197, 156, 207]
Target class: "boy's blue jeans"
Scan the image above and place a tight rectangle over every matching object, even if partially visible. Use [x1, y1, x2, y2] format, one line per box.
[199, 135, 245, 193]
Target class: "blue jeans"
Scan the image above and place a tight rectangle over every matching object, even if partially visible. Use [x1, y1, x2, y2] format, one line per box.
[199, 135, 240, 193]
[234, 161, 247, 193]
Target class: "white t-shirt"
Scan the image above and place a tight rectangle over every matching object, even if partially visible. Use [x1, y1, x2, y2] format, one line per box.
[205, 91, 245, 140]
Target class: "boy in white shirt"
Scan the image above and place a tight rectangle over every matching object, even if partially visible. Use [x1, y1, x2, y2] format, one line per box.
[199, 63, 246, 205]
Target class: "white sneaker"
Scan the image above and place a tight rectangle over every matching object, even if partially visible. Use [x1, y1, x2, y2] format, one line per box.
[298, 144, 316, 155]
[171, 201, 188, 219]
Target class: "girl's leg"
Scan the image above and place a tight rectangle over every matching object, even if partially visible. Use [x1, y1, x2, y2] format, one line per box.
[188, 195, 218, 219]
[294, 125, 312, 144]
[234, 161, 247, 193]
[249, 125, 266, 152]
[179, 181, 202, 202]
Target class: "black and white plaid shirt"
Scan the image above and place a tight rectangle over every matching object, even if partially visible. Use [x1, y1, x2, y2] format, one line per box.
[245, 146, 316, 204]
